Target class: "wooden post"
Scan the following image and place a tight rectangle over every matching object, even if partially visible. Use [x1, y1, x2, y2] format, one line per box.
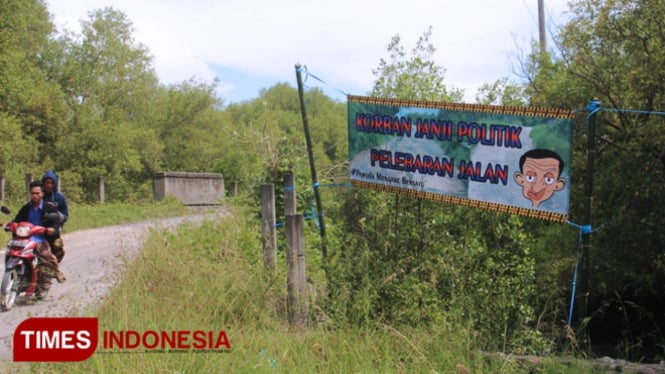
[284, 172, 296, 216]
[98, 176, 105, 204]
[261, 184, 277, 271]
[0, 175, 4, 203]
[286, 214, 307, 327]
[25, 173, 33, 201]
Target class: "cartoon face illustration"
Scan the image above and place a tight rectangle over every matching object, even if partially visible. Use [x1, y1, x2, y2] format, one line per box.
[514, 149, 566, 208]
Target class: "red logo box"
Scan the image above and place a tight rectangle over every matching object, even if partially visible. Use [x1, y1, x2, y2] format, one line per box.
[13, 317, 98, 362]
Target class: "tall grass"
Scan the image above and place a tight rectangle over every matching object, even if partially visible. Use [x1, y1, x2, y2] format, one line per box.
[23, 203, 600, 373]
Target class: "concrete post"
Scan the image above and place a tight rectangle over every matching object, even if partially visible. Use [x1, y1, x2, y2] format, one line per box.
[231, 181, 238, 197]
[260, 184, 277, 272]
[98, 176, 105, 204]
[25, 174, 33, 201]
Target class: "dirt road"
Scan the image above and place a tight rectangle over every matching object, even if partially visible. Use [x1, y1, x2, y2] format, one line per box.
[0, 207, 227, 361]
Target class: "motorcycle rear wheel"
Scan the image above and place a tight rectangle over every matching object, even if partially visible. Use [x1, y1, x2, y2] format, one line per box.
[1, 270, 19, 311]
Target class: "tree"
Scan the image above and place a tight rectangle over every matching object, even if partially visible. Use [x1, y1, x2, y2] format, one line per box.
[48, 7, 163, 201]
[371, 26, 464, 102]
[0, 0, 68, 194]
[218, 83, 304, 193]
[475, 77, 528, 106]
[155, 79, 227, 172]
[215, 83, 346, 212]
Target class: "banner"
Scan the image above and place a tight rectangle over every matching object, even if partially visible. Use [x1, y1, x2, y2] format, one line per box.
[348, 96, 574, 222]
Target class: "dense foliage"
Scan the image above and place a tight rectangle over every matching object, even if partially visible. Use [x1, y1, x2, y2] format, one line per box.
[1, 0, 663, 362]
[523, 0, 665, 361]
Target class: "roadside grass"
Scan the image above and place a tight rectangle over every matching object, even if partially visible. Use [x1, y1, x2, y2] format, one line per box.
[26, 203, 601, 373]
[64, 196, 194, 231]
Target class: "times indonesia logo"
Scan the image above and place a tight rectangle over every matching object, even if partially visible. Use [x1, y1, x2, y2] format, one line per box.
[14, 317, 230, 362]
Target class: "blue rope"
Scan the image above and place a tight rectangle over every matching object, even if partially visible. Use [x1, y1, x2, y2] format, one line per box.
[587, 99, 601, 113]
[601, 107, 665, 116]
[287, 182, 352, 190]
[566, 220, 593, 326]
[296, 65, 349, 98]
[568, 237, 582, 326]
[320, 182, 353, 188]
[567, 220, 592, 234]
[275, 198, 321, 230]
[308, 196, 320, 230]
[576, 101, 665, 116]
[581, 99, 602, 129]
[577, 102, 665, 130]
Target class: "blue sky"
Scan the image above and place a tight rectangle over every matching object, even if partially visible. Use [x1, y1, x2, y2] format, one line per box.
[47, 0, 571, 105]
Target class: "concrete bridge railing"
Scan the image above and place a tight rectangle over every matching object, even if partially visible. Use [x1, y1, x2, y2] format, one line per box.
[153, 172, 225, 205]
[1, 172, 226, 206]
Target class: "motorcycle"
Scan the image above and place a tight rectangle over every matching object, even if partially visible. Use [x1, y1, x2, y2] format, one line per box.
[0, 206, 53, 311]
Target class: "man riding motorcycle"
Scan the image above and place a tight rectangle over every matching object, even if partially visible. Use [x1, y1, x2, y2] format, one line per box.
[2, 181, 66, 289]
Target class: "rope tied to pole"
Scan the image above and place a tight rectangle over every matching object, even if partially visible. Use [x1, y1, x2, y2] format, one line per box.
[565, 220, 594, 326]
[582, 99, 602, 129]
[296, 64, 349, 98]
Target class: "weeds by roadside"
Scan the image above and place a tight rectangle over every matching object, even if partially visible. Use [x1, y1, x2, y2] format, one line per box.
[24, 201, 605, 373]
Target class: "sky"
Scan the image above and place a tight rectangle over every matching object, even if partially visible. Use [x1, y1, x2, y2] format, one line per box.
[46, 0, 572, 104]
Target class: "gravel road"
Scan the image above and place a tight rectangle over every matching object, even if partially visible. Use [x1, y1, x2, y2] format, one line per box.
[0, 207, 228, 361]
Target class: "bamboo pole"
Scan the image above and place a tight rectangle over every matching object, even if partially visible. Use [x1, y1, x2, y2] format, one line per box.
[294, 64, 327, 260]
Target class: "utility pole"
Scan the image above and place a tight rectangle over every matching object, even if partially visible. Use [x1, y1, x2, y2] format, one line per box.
[538, 0, 546, 55]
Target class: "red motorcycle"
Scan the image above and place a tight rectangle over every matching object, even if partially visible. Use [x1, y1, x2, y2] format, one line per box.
[1, 207, 52, 311]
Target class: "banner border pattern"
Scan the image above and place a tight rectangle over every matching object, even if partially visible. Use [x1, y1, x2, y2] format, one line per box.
[347, 95, 575, 119]
[351, 173, 568, 223]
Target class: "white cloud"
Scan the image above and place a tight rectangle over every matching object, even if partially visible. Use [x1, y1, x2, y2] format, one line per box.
[47, 0, 571, 102]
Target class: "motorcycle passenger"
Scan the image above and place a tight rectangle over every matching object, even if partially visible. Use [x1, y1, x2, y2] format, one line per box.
[41, 170, 68, 263]
[2, 180, 66, 285]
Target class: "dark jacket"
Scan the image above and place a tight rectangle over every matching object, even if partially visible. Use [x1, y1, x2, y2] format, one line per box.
[11, 200, 60, 242]
[41, 170, 69, 224]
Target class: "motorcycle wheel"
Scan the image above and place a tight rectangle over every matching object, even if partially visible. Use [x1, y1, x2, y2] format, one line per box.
[1, 270, 19, 311]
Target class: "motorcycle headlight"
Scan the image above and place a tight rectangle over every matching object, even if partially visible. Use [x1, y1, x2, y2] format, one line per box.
[16, 226, 31, 238]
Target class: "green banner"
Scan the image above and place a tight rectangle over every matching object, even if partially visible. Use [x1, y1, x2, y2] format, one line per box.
[348, 96, 574, 222]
